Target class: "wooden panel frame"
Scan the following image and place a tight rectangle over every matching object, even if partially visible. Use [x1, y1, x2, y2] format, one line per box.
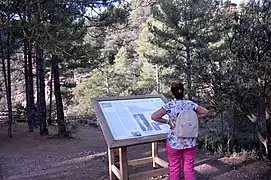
[91, 94, 169, 149]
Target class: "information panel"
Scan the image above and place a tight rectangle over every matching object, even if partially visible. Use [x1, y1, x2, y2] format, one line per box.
[92, 95, 169, 148]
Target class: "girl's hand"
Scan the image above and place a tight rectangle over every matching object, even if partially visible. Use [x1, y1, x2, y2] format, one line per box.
[168, 120, 174, 129]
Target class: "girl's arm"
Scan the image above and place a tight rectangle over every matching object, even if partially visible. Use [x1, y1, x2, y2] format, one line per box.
[151, 108, 174, 129]
[196, 106, 209, 118]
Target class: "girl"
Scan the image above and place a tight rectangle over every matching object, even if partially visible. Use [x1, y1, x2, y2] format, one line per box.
[151, 81, 208, 180]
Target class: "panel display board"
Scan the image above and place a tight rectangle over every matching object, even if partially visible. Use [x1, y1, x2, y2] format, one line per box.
[92, 95, 169, 148]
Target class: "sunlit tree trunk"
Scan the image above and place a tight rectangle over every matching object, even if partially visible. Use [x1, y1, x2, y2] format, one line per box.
[266, 98, 271, 161]
[48, 66, 53, 126]
[185, 43, 191, 99]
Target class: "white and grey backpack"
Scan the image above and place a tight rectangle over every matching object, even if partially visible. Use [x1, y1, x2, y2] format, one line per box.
[173, 109, 199, 138]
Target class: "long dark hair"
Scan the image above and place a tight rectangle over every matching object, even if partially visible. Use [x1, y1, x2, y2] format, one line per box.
[171, 81, 184, 100]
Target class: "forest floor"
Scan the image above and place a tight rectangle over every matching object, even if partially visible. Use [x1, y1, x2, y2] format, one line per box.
[0, 122, 270, 180]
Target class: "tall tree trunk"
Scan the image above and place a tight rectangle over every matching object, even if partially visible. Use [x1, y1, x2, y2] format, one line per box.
[185, 43, 191, 99]
[266, 98, 271, 161]
[36, 49, 40, 127]
[255, 79, 269, 160]
[6, 32, 13, 138]
[52, 54, 66, 136]
[266, 120, 271, 161]
[155, 64, 160, 93]
[36, 45, 48, 135]
[258, 96, 265, 159]
[24, 39, 34, 132]
[47, 66, 53, 126]
[27, 42, 36, 128]
[0, 32, 12, 138]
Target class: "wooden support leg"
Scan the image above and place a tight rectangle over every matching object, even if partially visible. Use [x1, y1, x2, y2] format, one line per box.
[119, 147, 128, 180]
[152, 142, 158, 168]
[109, 148, 116, 180]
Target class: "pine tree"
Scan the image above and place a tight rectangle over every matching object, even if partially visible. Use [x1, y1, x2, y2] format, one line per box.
[113, 45, 140, 95]
[149, 0, 217, 99]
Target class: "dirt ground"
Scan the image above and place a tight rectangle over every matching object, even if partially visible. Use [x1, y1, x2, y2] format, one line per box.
[0, 122, 270, 180]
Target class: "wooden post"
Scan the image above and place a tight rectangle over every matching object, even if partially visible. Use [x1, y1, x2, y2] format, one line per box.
[108, 148, 116, 180]
[152, 142, 158, 168]
[119, 147, 128, 180]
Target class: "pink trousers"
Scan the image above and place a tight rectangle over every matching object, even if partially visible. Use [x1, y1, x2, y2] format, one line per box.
[166, 141, 197, 180]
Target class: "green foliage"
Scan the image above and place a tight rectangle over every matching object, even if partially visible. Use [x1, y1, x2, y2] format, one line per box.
[114, 45, 139, 91]
[72, 68, 111, 114]
[136, 60, 156, 94]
